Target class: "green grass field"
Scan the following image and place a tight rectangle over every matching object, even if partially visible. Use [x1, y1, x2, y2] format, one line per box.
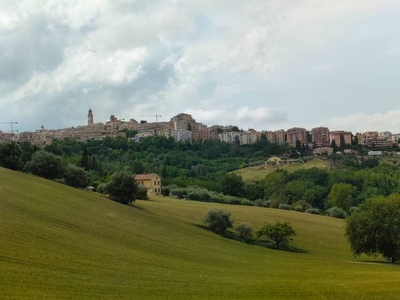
[1, 167, 400, 299]
[233, 158, 330, 182]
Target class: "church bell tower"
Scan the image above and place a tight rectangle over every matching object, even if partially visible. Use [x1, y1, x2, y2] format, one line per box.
[88, 109, 94, 125]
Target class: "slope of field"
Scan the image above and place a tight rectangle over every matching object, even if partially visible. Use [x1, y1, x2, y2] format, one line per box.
[233, 158, 329, 181]
[1, 167, 400, 299]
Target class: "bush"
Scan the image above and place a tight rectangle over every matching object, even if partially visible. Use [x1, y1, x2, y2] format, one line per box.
[96, 183, 107, 194]
[291, 200, 311, 212]
[204, 209, 234, 234]
[241, 199, 254, 206]
[161, 187, 170, 196]
[136, 185, 149, 200]
[305, 207, 320, 215]
[279, 203, 292, 210]
[327, 207, 347, 219]
[236, 222, 253, 242]
[254, 199, 266, 207]
[293, 205, 303, 212]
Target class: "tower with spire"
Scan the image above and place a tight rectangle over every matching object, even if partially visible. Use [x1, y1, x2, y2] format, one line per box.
[88, 109, 94, 125]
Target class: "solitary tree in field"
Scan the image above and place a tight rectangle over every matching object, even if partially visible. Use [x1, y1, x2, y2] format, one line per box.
[106, 171, 138, 205]
[204, 209, 233, 234]
[257, 221, 297, 250]
[345, 194, 400, 263]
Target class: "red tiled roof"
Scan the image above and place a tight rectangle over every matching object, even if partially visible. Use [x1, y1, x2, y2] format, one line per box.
[135, 174, 160, 180]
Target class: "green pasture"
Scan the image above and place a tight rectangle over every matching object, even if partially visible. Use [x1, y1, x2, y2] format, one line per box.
[1, 167, 400, 299]
[233, 158, 329, 182]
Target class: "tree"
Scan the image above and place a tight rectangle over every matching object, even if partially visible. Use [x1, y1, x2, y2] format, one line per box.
[328, 183, 354, 211]
[265, 170, 287, 201]
[106, 171, 138, 204]
[257, 221, 297, 249]
[64, 164, 90, 188]
[204, 209, 233, 234]
[24, 150, 65, 180]
[220, 173, 244, 197]
[330, 140, 338, 153]
[345, 194, 400, 263]
[236, 222, 253, 242]
[0, 142, 22, 170]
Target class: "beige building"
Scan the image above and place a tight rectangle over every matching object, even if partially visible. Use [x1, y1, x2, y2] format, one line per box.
[135, 174, 162, 195]
[266, 129, 285, 145]
[286, 127, 307, 146]
[329, 131, 352, 147]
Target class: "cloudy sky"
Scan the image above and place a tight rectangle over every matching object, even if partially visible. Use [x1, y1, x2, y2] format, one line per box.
[1, 0, 400, 133]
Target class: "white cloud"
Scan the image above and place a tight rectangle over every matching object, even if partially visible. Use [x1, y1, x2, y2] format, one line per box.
[185, 106, 287, 130]
[322, 110, 400, 133]
[1, 0, 400, 132]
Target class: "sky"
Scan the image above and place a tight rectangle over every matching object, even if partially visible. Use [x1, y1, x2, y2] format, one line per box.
[1, 0, 400, 133]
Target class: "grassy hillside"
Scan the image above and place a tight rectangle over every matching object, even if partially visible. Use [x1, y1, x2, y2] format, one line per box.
[233, 158, 329, 181]
[1, 167, 400, 299]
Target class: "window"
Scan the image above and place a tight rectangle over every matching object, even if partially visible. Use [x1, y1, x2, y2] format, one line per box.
[158, 181, 160, 185]
[154, 181, 156, 185]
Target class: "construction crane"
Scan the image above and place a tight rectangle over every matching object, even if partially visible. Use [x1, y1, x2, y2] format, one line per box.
[137, 113, 162, 123]
[0, 121, 18, 134]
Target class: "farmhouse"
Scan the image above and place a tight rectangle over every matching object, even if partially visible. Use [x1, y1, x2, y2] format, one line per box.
[135, 173, 162, 195]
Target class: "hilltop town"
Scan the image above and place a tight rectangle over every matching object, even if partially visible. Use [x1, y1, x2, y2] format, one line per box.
[0, 109, 399, 154]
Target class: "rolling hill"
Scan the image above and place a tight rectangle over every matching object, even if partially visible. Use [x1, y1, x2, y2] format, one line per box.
[233, 158, 329, 181]
[1, 167, 400, 299]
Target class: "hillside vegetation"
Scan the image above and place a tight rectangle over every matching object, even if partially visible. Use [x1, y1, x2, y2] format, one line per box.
[233, 158, 329, 182]
[2, 167, 400, 299]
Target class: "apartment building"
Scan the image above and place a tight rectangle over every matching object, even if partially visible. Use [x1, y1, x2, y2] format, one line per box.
[286, 127, 307, 146]
[266, 129, 285, 145]
[329, 131, 352, 147]
[311, 127, 330, 148]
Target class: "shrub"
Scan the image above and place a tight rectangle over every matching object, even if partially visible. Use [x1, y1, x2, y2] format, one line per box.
[96, 183, 108, 194]
[254, 199, 266, 207]
[161, 187, 170, 196]
[204, 209, 234, 234]
[279, 203, 292, 210]
[291, 200, 311, 212]
[293, 205, 303, 212]
[236, 222, 253, 242]
[136, 185, 149, 200]
[327, 207, 347, 219]
[305, 207, 320, 215]
[241, 199, 254, 206]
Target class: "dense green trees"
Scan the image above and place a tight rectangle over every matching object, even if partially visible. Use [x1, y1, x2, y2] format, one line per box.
[220, 173, 244, 197]
[0, 142, 22, 170]
[24, 150, 65, 180]
[345, 194, 400, 263]
[328, 183, 354, 211]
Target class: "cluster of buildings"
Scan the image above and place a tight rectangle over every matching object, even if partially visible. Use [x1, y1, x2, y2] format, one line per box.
[0, 110, 399, 153]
